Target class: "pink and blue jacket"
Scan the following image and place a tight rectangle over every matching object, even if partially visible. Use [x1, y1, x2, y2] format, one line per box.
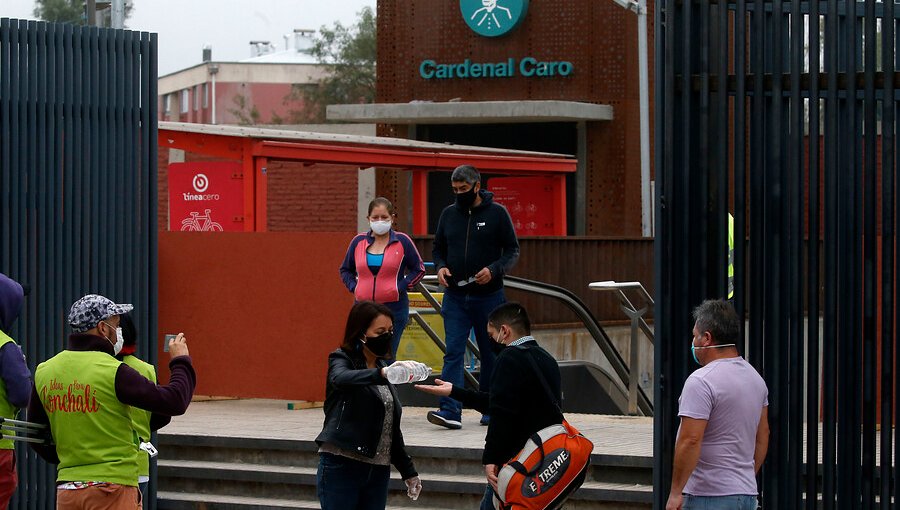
[339, 230, 425, 304]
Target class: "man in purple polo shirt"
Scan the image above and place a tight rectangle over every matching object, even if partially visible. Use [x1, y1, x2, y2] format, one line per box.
[666, 299, 769, 510]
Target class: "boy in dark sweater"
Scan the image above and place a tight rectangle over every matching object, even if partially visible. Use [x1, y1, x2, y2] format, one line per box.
[415, 302, 561, 510]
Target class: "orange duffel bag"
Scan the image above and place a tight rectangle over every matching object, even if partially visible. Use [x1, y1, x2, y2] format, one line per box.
[493, 352, 594, 510]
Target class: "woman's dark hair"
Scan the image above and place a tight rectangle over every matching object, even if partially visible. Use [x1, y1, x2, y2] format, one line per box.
[367, 197, 395, 217]
[120, 313, 137, 347]
[340, 301, 394, 353]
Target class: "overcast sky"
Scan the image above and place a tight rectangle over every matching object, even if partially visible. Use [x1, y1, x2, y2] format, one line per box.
[1, 0, 376, 76]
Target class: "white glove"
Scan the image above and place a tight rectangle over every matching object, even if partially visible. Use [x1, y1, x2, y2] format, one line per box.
[384, 361, 432, 384]
[404, 476, 422, 501]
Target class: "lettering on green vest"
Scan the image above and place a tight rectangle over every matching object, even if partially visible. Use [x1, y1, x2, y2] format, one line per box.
[39, 378, 101, 414]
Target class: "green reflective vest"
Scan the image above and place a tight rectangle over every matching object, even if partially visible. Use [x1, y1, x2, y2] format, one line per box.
[122, 355, 156, 478]
[0, 331, 19, 450]
[35, 350, 138, 485]
[728, 213, 735, 299]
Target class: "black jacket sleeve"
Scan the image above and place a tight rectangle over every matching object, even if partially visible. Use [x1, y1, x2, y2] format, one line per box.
[487, 206, 520, 278]
[432, 209, 449, 271]
[449, 385, 490, 414]
[327, 351, 387, 389]
[25, 384, 59, 464]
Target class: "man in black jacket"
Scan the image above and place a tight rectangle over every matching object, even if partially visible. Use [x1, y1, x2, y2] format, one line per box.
[416, 302, 561, 510]
[429, 165, 520, 430]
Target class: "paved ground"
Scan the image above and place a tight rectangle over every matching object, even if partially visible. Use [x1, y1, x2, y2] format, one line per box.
[159, 398, 654, 460]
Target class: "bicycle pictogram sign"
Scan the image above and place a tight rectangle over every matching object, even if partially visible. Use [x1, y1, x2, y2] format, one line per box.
[180, 209, 223, 232]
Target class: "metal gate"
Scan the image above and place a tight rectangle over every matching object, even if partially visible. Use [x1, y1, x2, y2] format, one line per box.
[0, 18, 158, 509]
[655, 0, 900, 508]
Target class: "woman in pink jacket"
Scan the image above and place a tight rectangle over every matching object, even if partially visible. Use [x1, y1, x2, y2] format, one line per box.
[340, 197, 426, 357]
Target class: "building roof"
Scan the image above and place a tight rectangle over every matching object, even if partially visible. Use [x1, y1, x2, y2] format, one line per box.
[327, 100, 615, 124]
[240, 49, 318, 65]
[159, 121, 574, 161]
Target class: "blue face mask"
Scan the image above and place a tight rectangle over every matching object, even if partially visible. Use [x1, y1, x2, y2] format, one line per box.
[691, 336, 737, 366]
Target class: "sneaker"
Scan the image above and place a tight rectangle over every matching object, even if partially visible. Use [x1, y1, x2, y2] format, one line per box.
[479, 414, 490, 426]
[427, 409, 462, 430]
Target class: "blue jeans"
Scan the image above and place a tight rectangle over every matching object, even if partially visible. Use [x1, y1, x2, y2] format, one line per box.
[480, 484, 497, 510]
[317, 452, 391, 510]
[383, 299, 410, 359]
[438, 289, 506, 417]
[683, 494, 758, 510]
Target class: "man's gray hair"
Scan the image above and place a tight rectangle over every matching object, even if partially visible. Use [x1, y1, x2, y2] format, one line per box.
[451, 165, 481, 185]
[692, 299, 740, 345]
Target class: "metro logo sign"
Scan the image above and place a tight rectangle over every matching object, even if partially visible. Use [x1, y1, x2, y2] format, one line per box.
[168, 162, 244, 232]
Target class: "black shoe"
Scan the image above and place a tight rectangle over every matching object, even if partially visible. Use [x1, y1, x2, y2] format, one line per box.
[427, 409, 462, 429]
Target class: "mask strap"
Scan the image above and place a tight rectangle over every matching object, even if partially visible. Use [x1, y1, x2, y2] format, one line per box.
[693, 343, 736, 350]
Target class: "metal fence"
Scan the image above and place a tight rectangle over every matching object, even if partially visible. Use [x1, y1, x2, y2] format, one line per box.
[0, 18, 158, 509]
[655, 0, 899, 508]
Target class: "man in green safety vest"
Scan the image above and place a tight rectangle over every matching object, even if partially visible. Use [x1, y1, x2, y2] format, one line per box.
[116, 313, 162, 500]
[27, 294, 196, 509]
[0, 274, 33, 509]
[728, 213, 735, 300]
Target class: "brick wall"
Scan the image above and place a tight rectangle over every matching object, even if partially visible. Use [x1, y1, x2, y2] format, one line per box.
[158, 148, 358, 232]
[266, 161, 358, 232]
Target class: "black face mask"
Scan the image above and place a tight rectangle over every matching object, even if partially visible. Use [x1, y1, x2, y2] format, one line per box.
[455, 187, 478, 209]
[490, 330, 507, 355]
[363, 331, 393, 358]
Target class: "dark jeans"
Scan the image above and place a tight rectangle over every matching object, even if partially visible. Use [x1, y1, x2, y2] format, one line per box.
[317, 452, 391, 510]
[480, 484, 496, 510]
[438, 289, 506, 417]
[683, 494, 759, 510]
[383, 299, 410, 359]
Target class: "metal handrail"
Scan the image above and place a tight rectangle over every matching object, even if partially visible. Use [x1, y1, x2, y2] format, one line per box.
[589, 281, 655, 343]
[589, 280, 655, 415]
[417, 274, 653, 415]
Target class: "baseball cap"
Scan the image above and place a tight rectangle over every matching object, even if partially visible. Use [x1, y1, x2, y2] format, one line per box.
[67, 294, 134, 333]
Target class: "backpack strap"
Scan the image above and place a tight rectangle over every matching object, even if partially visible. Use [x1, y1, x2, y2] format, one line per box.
[519, 345, 563, 415]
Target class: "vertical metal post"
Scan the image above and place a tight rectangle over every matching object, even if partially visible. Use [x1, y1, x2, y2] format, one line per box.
[637, 0, 652, 237]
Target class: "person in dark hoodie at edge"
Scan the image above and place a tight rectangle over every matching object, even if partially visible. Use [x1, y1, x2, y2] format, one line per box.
[27, 294, 196, 509]
[0, 273, 34, 509]
[116, 313, 167, 501]
[427, 164, 520, 430]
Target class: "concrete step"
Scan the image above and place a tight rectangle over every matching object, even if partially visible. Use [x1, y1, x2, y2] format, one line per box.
[157, 459, 651, 505]
[157, 433, 652, 485]
[156, 433, 652, 509]
[156, 491, 456, 510]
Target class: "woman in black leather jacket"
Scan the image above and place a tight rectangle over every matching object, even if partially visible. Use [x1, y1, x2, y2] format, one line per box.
[315, 301, 424, 510]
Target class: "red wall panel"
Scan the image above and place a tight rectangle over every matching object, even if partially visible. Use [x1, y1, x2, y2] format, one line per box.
[157, 232, 355, 400]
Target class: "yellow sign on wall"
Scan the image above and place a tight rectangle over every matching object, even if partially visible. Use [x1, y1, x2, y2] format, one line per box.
[397, 293, 446, 372]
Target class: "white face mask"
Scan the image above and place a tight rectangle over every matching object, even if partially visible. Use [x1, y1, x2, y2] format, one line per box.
[370, 220, 392, 236]
[103, 321, 125, 355]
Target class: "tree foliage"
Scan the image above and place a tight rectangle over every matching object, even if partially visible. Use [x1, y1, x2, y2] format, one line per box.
[289, 7, 376, 123]
[33, 0, 133, 26]
[34, 0, 84, 24]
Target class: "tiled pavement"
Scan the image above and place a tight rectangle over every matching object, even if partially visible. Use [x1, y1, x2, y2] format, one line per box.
[159, 398, 653, 460]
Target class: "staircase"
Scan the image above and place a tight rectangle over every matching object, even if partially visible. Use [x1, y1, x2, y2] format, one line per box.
[156, 433, 652, 510]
